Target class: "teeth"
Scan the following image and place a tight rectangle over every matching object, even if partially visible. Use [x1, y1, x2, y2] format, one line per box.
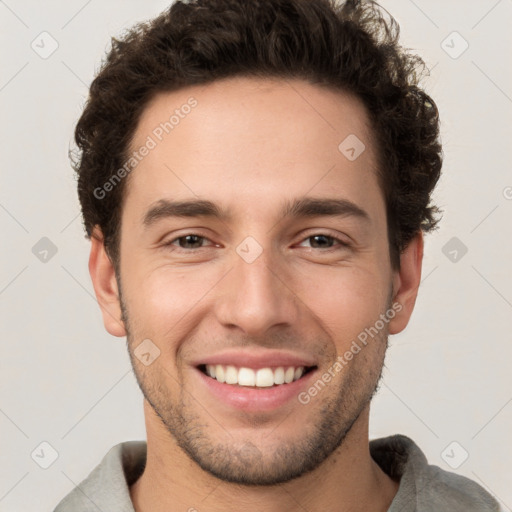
[255, 368, 274, 387]
[238, 367, 255, 386]
[284, 367, 295, 383]
[204, 365, 307, 387]
[294, 367, 304, 380]
[225, 365, 237, 384]
[216, 365, 225, 383]
[274, 367, 285, 385]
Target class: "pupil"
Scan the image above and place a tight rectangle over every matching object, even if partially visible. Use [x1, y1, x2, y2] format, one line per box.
[181, 235, 202, 248]
[311, 235, 331, 248]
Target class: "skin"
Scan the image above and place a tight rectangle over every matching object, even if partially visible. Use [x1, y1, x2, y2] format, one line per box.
[89, 76, 423, 512]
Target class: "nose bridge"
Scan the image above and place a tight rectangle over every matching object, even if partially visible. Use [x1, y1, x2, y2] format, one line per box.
[214, 236, 299, 336]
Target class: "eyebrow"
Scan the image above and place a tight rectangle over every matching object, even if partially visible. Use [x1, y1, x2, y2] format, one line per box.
[142, 196, 371, 228]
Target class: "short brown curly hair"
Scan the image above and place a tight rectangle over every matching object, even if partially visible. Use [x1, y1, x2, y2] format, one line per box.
[72, 0, 442, 271]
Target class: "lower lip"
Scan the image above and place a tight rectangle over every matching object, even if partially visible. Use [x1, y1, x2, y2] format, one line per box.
[195, 367, 318, 412]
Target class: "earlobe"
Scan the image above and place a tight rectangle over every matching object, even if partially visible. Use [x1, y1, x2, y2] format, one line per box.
[88, 226, 127, 338]
[388, 231, 424, 335]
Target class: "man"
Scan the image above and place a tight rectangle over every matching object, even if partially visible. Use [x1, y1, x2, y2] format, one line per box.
[54, 0, 500, 510]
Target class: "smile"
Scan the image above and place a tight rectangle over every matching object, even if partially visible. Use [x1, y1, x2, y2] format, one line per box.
[199, 364, 316, 388]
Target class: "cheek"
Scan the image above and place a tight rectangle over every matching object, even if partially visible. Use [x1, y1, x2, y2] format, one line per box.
[300, 264, 389, 344]
[127, 266, 224, 346]
[141, 271, 199, 327]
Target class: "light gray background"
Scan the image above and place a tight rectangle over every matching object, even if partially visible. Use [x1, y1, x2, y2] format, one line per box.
[1, 0, 511, 510]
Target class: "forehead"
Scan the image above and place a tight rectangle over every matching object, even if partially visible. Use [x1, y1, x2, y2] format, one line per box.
[123, 76, 382, 223]
[130, 76, 375, 155]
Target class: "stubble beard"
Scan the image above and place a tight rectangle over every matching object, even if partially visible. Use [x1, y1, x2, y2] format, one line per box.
[119, 286, 390, 486]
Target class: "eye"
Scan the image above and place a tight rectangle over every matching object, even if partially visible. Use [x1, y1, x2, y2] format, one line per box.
[162, 232, 350, 252]
[297, 233, 350, 250]
[163, 234, 212, 251]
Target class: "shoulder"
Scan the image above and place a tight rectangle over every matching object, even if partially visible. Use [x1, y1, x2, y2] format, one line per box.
[53, 441, 146, 512]
[370, 434, 501, 512]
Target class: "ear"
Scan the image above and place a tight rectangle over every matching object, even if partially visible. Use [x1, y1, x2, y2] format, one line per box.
[388, 231, 423, 335]
[88, 226, 127, 337]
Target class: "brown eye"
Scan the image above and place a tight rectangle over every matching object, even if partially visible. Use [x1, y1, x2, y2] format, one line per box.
[298, 233, 350, 250]
[307, 234, 335, 249]
[163, 234, 211, 251]
[177, 235, 205, 249]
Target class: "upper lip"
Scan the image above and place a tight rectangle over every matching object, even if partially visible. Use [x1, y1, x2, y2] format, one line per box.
[192, 349, 318, 370]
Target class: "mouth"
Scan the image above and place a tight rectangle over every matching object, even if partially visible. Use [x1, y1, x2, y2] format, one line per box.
[192, 350, 320, 411]
[197, 364, 317, 388]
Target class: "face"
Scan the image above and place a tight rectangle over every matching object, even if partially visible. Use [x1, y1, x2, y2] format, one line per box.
[98, 77, 415, 485]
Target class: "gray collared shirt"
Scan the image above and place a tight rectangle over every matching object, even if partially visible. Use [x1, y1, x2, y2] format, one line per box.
[53, 434, 500, 511]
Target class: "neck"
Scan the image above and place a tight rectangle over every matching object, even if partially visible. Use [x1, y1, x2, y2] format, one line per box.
[130, 400, 399, 512]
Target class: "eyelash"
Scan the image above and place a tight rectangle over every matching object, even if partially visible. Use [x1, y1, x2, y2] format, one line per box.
[161, 232, 351, 252]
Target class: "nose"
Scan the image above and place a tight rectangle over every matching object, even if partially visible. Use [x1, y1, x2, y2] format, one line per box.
[213, 244, 300, 339]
